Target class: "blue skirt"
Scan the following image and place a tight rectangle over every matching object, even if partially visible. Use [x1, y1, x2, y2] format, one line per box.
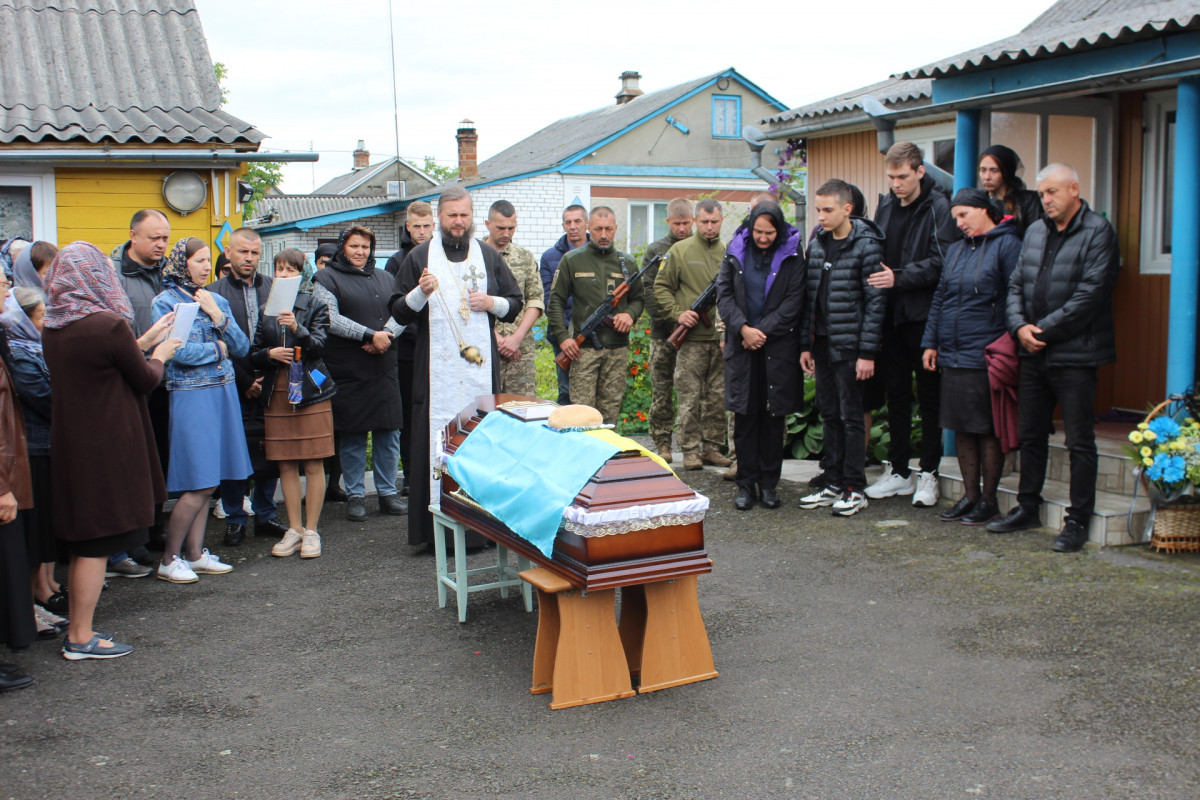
[167, 382, 253, 492]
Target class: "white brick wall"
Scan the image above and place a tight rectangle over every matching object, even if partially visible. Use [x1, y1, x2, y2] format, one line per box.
[466, 173, 567, 260]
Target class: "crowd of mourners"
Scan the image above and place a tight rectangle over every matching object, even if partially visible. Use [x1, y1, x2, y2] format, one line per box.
[0, 140, 1120, 692]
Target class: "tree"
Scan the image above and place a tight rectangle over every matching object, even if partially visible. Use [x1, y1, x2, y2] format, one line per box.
[423, 156, 459, 184]
[213, 61, 282, 217]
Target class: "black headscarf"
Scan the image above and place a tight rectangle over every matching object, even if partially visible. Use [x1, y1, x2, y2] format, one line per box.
[951, 188, 1004, 223]
[979, 145, 1026, 192]
[749, 202, 788, 255]
[329, 225, 377, 273]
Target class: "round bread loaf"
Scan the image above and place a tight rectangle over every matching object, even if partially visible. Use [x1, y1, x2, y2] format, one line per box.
[547, 404, 604, 430]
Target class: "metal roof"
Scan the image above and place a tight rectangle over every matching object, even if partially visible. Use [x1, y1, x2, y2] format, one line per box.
[247, 194, 394, 228]
[899, 0, 1200, 79]
[472, 69, 783, 185]
[761, 77, 931, 126]
[0, 0, 265, 144]
[314, 156, 437, 196]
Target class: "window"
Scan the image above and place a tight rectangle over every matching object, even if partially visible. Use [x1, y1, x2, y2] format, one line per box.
[0, 173, 56, 241]
[627, 203, 669, 252]
[1141, 91, 1175, 274]
[712, 95, 741, 139]
[0, 185, 33, 241]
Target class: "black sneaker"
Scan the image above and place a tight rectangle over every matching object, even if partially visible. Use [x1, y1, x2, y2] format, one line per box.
[1052, 519, 1089, 552]
[808, 470, 835, 489]
[346, 496, 368, 522]
[961, 498, 1000, 526]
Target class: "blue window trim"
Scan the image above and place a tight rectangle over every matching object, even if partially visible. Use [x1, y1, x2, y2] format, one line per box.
[712, 94, 741, 139]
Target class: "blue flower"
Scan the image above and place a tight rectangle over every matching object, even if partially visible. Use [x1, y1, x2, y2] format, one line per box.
[1147, 453, 1186, 485]
[1148, 417, 1181, 441]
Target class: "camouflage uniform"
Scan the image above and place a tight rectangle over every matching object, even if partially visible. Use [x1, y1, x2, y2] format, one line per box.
[547, 241, 644, 425]
[489, 240, 544, 397]
[653, 234, 727, 456]
[642, 233, 686, 453]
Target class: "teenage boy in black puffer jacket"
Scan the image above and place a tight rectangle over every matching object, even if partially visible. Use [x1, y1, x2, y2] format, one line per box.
[798, 179, 887, 517]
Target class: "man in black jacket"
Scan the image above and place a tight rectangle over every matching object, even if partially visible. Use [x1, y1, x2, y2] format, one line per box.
[988, 164, 1120, 552]
[867, 142, 958, 508]
[209, 228, 286, 546]
[799, 179, 887, 517]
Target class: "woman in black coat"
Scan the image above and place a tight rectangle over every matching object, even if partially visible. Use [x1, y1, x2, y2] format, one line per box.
[716, 202, 806, 511]
[978, 144, 1043, 239]
[922, 188, 1022, 525]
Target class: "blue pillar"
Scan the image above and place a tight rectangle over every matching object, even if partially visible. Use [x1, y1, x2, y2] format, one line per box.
[953, 109, 981, 193]
[1168, 76, 1200, 395]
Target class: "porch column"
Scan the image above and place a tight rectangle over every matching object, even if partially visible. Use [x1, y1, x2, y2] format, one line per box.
[953, 110, 981, 192]
[1168, 76, 1200, 394]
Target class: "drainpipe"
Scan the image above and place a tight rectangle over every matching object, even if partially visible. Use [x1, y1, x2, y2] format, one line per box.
[1168, 76, 1200, 395]
[861, 96, 955, 193]
[742, 125, 805, 234]
[953, 110, 980, 193]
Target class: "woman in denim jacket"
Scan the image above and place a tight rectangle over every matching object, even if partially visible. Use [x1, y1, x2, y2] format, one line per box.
[151, 238, 252, 584]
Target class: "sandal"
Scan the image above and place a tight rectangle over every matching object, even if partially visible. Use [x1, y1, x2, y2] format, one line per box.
[40, 590, 68, 614]
[61, 635, 132, 661]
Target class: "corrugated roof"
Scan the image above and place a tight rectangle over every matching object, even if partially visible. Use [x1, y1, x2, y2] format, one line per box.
[247, 194, 393, 227]
[761, 77, 931, 126]
[315, 156, 437, 195]
[0, 0, 264, 144]
[473, 69, 755, 185]
[899, 0, 1200, 79]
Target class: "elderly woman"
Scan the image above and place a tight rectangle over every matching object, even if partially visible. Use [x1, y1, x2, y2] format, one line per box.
[1, 287, 67, 637]
[716, 202, 807, 511]
[151, 238, 251, 584]
[312, 224, 405, 523]
[250, 249, 335, 558]
[978, 145, 1043, 239]
[42, 242, 180, 659]
[922, 189, 1022, 525]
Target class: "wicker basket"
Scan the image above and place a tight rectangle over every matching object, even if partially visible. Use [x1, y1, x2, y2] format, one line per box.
[1149, 502, 1200, 553]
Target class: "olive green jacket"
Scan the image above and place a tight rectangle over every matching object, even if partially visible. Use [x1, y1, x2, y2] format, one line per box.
[653, 233, 726, 341]
[547, 241, 643, 350]
[642, 232, 688, 339]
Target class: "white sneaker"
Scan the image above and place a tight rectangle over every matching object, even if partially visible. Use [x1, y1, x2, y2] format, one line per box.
[243, 497, 254, 514]
[300, 530, 322, 559]
[831, 490, 869, 517]
[271, 529, 303, 557]
[211, 499, 227, 519]
[865, 462, 916, 499]
[912, 470, 940, 507]
[157, 555, 199, 584]
[186, 549, 233, 575]
[799, 487, 841, 509]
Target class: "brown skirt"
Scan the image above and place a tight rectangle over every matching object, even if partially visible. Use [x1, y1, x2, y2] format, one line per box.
[265, 370, 335, 462]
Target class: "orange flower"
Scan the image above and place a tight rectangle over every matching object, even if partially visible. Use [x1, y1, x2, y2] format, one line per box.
[629, 365, 639, 375]
[634, 348, 641, 355]
[642, 362, 648, 369]
[644, 328, 651, 334]
[636, 410, 646, 420]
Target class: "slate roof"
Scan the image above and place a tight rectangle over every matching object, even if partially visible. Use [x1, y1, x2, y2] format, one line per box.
[899, 0, 1200, 79]
[473, 69, 778, 185]
[0, 0, 264, 144]
[761, 77, 931, 127]
[314, 157, 436, 196]
[247, 194, 394, 227]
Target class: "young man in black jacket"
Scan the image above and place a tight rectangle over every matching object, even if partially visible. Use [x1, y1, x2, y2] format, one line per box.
[799, 180, 887, 517]
[988, 163, 1120, 552]
[867, 142, 958, 508]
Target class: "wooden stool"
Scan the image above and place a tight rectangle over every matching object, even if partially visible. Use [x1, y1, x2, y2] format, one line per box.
[618, 576, 718, 693]
[520, 568, 636, 710]
[429, 504, 533, 623]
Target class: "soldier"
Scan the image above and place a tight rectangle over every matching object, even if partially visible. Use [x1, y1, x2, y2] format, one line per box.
[484, 200, 543, 396]
[654, 198, 729, 471]
[547, 206, 643, 425]
[642, 197, 694, 462]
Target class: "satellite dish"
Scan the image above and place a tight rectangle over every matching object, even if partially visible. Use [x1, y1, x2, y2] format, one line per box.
[742, 124, 767, 151]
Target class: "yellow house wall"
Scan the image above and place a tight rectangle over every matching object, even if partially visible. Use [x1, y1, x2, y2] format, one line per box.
[54, 166, 246, 256]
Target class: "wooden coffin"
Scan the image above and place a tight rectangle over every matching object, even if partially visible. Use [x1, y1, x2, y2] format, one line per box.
[439, 394, 712, 591]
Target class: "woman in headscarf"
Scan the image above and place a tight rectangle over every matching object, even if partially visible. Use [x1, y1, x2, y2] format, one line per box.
[250, 248, 335, 559]
[922, 189, 1022, 525]
[716, 201, 807, 511]
[42, 242, 181, 659]
[150, 237, 252, 585]
[0, 287, 65, 638]
[978, 145, 1043, 239]
[312, 224, 405, 523]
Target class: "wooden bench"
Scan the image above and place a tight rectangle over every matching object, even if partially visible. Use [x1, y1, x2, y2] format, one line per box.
[429, 503, 532, 623]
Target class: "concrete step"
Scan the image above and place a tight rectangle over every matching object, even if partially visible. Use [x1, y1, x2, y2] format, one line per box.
[1044, 433, 1137, 496]
[936, 456, 1151, 548]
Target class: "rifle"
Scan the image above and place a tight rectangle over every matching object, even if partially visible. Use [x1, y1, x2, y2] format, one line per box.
[554, 252, 663, 370]
[666, 275, 719, 349]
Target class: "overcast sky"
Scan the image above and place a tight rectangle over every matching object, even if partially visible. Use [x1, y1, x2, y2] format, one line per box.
[199, 0, 1057, 193]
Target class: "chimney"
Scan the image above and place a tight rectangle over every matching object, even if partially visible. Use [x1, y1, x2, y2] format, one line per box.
[352, 139, 370, 171]
[615, 71, 643, 105]
[456, 119, 478, 180]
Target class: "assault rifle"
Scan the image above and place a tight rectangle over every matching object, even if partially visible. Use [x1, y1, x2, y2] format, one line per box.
[554, 252, 663, 370]
[666, 275, 719, 349]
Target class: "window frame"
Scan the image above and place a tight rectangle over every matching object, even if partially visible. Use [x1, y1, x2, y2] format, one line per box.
[1140, 90, 1175, 275]
[711, 94, 742, 139]
[0, 170, 57, 242]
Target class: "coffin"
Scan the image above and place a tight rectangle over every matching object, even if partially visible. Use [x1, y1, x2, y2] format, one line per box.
[439, 394, 713, 591]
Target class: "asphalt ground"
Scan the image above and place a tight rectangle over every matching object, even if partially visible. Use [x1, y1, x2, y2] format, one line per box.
[3, 466, 1199, 800]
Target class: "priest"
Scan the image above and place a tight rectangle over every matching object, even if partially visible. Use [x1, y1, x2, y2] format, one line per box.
[390, 186, 523, 547]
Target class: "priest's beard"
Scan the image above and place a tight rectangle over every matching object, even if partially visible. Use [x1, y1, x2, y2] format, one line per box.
[441, 223, 476, 251]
